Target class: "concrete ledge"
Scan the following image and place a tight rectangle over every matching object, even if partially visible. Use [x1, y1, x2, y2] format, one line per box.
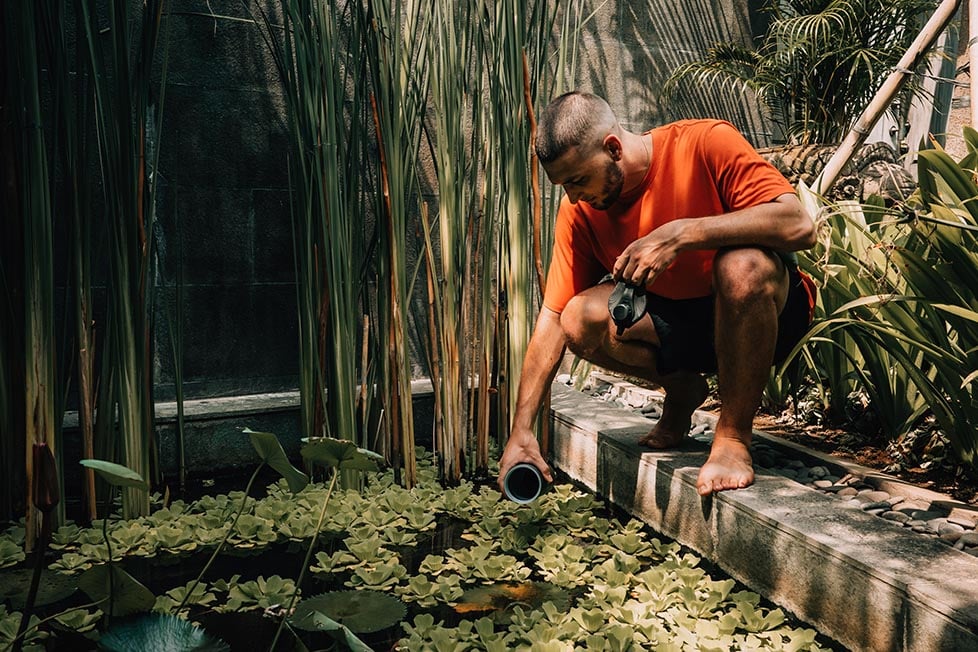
[60, 379, 437, 478]
[549, 382, 978, 652]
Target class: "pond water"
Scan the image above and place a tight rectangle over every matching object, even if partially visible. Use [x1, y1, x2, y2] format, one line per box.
[0, 453, 842, 651]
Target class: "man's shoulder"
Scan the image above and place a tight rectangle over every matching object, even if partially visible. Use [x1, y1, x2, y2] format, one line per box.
[654, 118, 736, 137]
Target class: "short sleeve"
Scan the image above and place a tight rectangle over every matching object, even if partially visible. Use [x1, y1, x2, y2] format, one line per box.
[542, 198, 606, 313]
[703, 122, 794, 210]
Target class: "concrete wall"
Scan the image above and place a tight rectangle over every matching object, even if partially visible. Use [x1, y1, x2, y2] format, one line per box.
[149, 0, 766, 401]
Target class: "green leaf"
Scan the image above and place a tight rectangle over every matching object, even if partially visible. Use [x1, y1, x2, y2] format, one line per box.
[301, 438, 383, 471]
[98, 613, 229, 652]
[292, 590, 406, 634]
[78, 564, 155, 617]
[243, 428, 309, 493]
[79, 460, 148, 490]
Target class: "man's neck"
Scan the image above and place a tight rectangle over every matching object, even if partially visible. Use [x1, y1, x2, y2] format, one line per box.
[620, 130, 652, 195]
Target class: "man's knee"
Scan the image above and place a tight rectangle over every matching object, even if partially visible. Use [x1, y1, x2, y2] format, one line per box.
[713, 247, 785, 305]
[560, 293, 609, 358]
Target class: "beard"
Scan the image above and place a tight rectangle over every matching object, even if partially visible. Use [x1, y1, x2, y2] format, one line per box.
[587, 160, 624, 210]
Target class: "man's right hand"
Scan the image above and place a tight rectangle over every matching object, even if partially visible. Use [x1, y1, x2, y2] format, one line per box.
[497, 427, 554, 494]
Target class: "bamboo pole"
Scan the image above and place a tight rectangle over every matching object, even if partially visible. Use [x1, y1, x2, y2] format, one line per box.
[814, 0, 962, 195]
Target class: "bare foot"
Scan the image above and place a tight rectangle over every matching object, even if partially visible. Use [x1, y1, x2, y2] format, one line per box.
[696, 435, 754, 495]
[638, 374, 708, 449]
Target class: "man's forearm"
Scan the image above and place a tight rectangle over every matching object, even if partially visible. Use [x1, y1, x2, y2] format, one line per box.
[510, 308, 567, 434]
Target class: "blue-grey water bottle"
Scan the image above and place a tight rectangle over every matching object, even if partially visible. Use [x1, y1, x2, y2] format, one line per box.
[503, 463, 546, 503]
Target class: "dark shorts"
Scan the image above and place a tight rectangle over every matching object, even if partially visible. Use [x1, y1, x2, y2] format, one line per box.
[605, 266, 814, 376]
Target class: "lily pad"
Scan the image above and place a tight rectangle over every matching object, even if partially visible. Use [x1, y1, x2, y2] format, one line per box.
[243, 428, 309, 493]
[78, 564, 156, 617]
[98, 613, 229, 652]
[79, 460, 148, 490]
[291, 590, 406, 634]
[0, 568, 77, 608]
[301, 438, 384, 472]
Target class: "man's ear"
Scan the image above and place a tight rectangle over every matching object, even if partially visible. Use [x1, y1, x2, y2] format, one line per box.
[603, 134, 623, 161]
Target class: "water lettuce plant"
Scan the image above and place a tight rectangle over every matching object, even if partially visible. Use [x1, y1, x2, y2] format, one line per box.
[0, 444, 834, 650]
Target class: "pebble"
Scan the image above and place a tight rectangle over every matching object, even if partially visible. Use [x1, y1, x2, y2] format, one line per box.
[882, 511, 912, 524]
[866, 491, 891, 502]
[959, 532, 978, 547]
[926, 518, 949, 534]
[861, 501, 891, 511]
[810, 465, 830, 479]
[813, 480, 835, 489]
[912, 510, 945, 521]
[941, 530, 964, 543]
[837, 487, 859, 497]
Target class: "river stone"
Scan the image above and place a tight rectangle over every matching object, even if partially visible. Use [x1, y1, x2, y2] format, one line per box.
[837, 487, 858, 497]
[813, 480, 834, 489]
[958, 532, 978, 547]
[941, 530, 965, 543]
[809, 465, 830, 479]
[862, 490, 891, 503]
[861, 501, 891, 511]
[882, 511, 912, 524]
[926, 518, 950, 534]
[912, 510, 945, 521]
[786, 459, 806, 469]
[755, 452, 777, 468]
[939, 522, 965, 537]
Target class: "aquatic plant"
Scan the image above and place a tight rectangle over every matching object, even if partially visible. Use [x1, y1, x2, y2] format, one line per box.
[98, 613, 228, 652]
[0, 447, 834, 649]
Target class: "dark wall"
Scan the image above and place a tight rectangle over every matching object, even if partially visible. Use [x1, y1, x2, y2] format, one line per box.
[154, 1, 295, 399]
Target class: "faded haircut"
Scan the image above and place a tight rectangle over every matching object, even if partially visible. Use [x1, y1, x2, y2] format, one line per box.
[535, 91, 618, 164]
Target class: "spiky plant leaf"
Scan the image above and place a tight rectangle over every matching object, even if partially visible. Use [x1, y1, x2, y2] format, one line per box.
[98, 613, 229, 651]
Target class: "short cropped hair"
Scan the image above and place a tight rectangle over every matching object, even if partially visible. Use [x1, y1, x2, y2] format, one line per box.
[535, 91, 618, 164]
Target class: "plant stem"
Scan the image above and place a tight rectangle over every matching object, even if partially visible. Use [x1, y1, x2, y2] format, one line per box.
[177, 462, 264, 612]
[269, 471, 338, 651]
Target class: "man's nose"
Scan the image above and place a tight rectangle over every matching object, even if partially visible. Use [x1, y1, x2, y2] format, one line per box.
[565, 188, 581, 204]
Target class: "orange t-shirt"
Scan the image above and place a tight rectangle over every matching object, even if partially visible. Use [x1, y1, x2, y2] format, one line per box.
[543, 119, 796, 312]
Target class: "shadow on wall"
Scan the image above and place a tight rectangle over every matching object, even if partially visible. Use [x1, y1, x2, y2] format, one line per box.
[617, 0, 778, 146]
